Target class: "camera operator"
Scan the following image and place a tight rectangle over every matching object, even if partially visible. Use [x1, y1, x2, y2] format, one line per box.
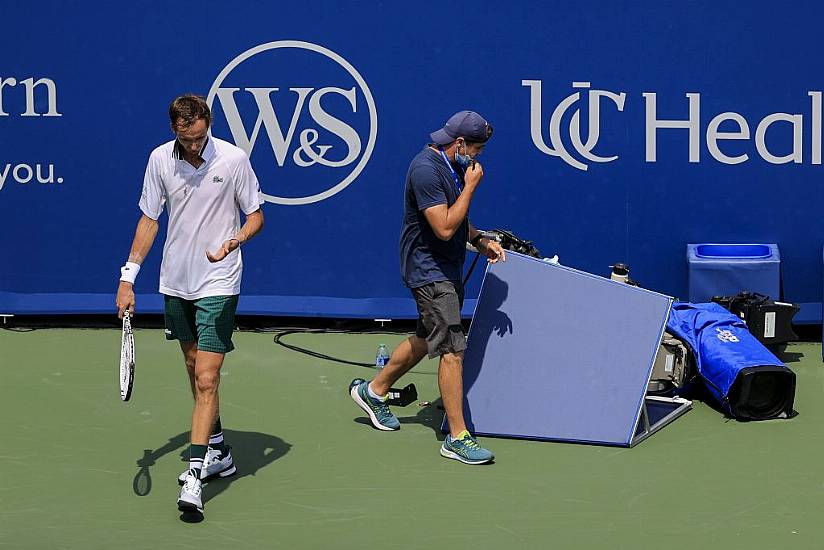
[349, 111, 504, 465]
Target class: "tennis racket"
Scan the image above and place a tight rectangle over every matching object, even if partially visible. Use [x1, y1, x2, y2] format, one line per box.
[120, 310, 135, 401]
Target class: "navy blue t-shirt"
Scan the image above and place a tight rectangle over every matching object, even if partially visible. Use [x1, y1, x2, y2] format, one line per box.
[399, 146, 468, 288]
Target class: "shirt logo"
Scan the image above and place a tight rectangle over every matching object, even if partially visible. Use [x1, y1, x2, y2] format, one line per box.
[213, 175, 224, 184]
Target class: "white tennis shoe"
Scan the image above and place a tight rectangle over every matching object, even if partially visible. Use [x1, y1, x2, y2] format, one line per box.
[177, 470, 203, 514]
[178, 448, 236, 485]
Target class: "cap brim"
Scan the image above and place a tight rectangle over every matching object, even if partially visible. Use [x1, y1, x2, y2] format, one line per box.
[430, 128, 455, 145]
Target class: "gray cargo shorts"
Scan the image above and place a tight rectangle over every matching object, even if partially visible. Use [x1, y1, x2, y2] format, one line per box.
[411, 280, 466, 359]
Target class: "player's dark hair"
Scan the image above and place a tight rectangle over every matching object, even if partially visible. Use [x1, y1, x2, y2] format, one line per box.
[169, 94, 211, 130]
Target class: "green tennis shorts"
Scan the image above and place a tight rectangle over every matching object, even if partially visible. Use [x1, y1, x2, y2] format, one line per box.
[163, 294, 239, 354]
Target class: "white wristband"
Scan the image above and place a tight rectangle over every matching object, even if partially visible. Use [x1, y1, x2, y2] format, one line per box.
[120, 262, 141, 284]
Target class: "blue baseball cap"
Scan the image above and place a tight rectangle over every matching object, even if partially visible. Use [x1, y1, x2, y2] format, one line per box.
[430, 110, 492, 145]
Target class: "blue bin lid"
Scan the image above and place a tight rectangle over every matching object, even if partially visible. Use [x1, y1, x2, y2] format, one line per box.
[693, 244, 773, 259]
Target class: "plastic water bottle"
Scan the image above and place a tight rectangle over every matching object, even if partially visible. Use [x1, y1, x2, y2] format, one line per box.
[375, 344, 390, 370]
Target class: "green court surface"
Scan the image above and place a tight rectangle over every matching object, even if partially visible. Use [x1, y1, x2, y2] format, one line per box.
[1, 327, 823, 549]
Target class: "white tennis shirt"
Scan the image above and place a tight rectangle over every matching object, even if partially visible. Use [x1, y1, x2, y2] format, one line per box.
[139, 136, 263, 300]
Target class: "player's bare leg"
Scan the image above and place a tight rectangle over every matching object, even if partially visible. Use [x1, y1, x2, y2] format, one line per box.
[191, 350, 224, 445]
[180, 341, 198, 398]
[177, 349, 226, 514]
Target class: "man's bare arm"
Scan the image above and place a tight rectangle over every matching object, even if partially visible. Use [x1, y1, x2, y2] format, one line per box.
[116, 215, 159, 318]
[422, 162, 483, 241]
[127, 215, 160, 264]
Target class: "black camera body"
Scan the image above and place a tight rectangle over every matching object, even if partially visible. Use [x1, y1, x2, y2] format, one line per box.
[487, 229, 542, 258]
[711, 292, 799, 346]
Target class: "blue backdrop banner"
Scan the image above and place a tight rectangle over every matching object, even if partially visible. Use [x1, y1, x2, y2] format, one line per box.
[2, 2, 823, 320]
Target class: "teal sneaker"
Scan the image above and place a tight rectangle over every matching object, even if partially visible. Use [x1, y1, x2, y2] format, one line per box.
[440, 430, 494, 464]
[349, 380, 400, 431]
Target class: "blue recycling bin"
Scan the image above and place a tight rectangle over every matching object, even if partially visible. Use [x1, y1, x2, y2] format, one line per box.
[687, 243, 780, 303]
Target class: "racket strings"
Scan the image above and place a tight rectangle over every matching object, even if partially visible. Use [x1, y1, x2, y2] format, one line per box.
[120, 313, 135, 401]
[121, 315, 134, 364]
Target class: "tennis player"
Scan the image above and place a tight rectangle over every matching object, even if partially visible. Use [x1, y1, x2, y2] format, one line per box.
[115, 94, 264, 515]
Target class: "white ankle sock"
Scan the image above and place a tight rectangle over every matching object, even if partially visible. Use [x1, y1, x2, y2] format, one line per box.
[367, 383, 387, 401]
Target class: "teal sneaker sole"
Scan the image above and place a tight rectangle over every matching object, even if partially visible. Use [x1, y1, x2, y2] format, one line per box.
[440, 444, 494, 465]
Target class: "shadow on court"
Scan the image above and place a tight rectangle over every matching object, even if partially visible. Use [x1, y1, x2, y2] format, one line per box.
[133, 429, 292, 512]
[772, 344, 803, 363]
[354, 397, 447, 441]
[676, 380, 799, 422]
[399, 397, 447, 440]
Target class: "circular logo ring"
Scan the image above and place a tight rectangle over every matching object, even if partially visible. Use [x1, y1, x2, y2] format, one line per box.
[207, 40, 378, 205]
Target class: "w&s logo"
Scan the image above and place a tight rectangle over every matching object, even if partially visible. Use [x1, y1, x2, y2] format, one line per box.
[207, 41, 377, 205]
